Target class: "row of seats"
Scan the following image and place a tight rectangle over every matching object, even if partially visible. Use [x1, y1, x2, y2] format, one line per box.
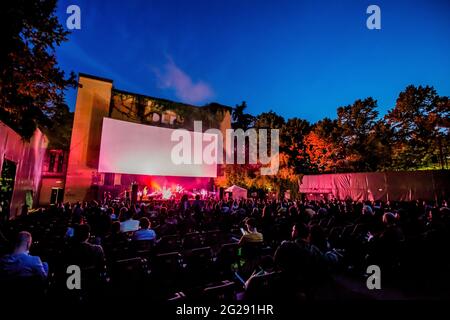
[46, 241, 280, 302]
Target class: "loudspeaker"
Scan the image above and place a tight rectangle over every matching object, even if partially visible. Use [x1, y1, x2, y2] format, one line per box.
[131, 183, 138, 203]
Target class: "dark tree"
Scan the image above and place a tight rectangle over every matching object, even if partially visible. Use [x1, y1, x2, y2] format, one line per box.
[232, 101, 255, 130]
[254, 110, 285, 129]
[0, 0, 76, 139]
[281, 118, 311, 173]
[336, 97, 380, 171]
[386, 85, 449, 170]
[43, 103, 74, 150]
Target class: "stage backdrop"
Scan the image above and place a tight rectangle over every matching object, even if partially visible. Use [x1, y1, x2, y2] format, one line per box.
[299, 171, 450, 202]
[98, 117, 218, 177]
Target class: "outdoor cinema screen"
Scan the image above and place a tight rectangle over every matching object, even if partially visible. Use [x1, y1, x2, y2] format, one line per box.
[98, 117, 218, 177]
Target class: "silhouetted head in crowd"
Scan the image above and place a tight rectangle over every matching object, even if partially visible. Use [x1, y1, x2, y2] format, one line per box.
[111, 221, 121, 234]
[362, 204, 374, 216]
[74, 224, 91, 243]
[139, 217, 150, 230]
[289, 206, 298, 217]
[292, 222, 309, 241]
[308, 224, 327, 251]
[119, 207, 130, 221]
[71, 214, 83, 225]
[245, 218, 257, 233]
[262, 206, 271, 219]
[382, 212, 397, 226]
[259, 255, 275, 272]
[426, 207, 442, 224]
[13, 231, 32, 254]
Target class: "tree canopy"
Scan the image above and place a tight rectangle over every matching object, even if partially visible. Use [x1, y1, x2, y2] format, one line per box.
[225, 85, 450, 197]
[0, 0, 76, 139]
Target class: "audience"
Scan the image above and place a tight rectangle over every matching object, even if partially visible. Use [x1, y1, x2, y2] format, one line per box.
[0, 196, 449, 302]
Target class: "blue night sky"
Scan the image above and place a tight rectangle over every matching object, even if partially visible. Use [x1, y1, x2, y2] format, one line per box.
[55, 0, 450, 122]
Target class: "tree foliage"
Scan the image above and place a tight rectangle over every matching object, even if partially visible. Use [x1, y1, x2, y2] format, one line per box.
[42, 103, 74, 150]
[231, 101, 255, 130]
[385, 85, 449, 169]
[227, 85, 449, 197]
[0, 0, 76, 139]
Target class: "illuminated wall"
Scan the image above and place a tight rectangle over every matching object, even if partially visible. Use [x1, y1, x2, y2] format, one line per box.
[39, 150, 68, 205]
[64, 75, 113, 203]
[0, 121, 48, 217]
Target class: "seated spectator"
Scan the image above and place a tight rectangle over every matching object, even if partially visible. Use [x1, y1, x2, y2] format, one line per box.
[109, 207, 117, 220]
[304, 206, 316, 219]
[291, 222, 310, 249]
[238, 218, 263, 246]
[120, 208, 140, 232]
[65, 214, 84, 239]
[165, 210, 178, 225]
[308, 224, 340, 266]
[276, 222, 322, 271]
[244, 255, 275, 289]
[250, 207, 259, 219]
[308, 224, 328, 253]
[103, 221, 128, 246]
[133, 217, 157, 241]
[0, 231, 48, 281]
[64, 224, 106, 272]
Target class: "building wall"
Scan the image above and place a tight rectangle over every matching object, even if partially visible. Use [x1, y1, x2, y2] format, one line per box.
[39, 177, 65, 205]
[0, 121, 48, 218]
[64, 75, 113, 203]
[39, 149, 68, 205]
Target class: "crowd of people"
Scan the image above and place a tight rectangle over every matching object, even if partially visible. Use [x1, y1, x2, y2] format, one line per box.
[0, 195, 450, 303]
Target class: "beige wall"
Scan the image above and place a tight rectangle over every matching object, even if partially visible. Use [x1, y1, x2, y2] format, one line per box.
[64, 75, 112, 203]
[39, 178, 64, 205]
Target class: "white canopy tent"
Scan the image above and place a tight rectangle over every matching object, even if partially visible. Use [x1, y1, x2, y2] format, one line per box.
[224, 185, 248, 200]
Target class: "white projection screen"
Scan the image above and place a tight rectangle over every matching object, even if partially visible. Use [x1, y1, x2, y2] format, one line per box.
[98, 118, 218, 177]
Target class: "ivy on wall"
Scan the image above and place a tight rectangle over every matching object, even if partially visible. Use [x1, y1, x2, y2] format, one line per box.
[110, 89, 229, 131]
